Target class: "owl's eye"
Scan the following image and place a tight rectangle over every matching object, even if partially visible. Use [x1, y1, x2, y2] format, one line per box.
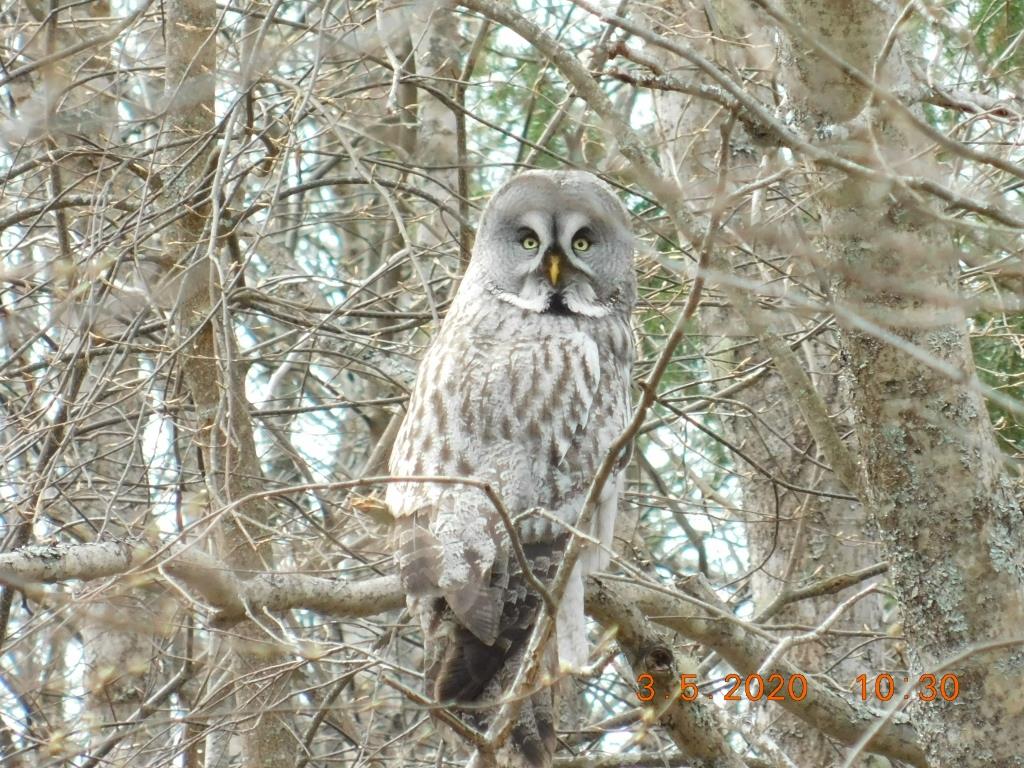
[521, 235, 540, 251]
[572, 236, 591, 253]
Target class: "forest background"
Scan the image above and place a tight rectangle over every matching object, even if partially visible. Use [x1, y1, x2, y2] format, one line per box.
[1, 0, 1023, 766]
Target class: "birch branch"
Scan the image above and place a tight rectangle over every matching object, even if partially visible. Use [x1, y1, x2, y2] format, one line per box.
[0, 540, 404, 620]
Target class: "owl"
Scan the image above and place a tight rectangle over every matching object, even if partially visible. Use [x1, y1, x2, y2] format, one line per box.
[389, 170, 636, 767]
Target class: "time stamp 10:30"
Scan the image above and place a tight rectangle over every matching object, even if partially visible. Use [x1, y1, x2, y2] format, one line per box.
[636, 673, 961, 703]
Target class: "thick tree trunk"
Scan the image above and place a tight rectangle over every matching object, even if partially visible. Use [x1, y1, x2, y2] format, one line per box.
[651, 3, 886, 764]
[780, 1, 1024, 764]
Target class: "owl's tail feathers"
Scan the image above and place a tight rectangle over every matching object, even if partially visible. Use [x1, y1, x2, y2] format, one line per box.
[463, 688, 558, 768]
[510, 687, 558, 767]
[429, 609, 559, 768]
[435, 624, 505, 702]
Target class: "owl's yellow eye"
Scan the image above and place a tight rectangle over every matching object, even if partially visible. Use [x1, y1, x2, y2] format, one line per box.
[572, 236, 591, 252]
[521, 235, 539, 251]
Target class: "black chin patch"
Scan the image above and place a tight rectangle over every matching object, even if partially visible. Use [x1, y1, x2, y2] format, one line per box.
[544, 293, 572, 315]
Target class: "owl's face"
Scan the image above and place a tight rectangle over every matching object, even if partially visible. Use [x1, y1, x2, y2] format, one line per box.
[468, 171, 636, 318]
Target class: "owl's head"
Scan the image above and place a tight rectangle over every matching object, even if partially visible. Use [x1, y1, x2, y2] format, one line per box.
[468, 170, 636, 318]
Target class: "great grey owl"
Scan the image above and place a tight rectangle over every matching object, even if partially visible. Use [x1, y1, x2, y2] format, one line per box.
[389, 170, 636, 767]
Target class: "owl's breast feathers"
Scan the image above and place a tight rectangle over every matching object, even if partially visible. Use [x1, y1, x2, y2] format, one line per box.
[388, 299, 633, 762]
[390, 301, 631, 597]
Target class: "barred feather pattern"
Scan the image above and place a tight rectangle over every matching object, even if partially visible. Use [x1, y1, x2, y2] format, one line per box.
[388, 271, 633, 766]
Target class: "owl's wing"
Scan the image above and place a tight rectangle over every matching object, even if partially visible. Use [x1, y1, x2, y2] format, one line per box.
[388, 328, 603, 645]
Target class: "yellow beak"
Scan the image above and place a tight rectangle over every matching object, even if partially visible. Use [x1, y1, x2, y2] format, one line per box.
[546, 251, 562, 286]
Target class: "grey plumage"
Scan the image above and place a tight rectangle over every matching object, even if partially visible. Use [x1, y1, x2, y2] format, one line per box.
[389, 170, 636, 767]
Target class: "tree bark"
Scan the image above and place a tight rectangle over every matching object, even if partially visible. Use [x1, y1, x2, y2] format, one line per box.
[649, 2, 887, 763]
[778, 0, 1024, 764]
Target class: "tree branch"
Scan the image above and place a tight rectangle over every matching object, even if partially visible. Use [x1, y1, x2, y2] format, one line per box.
[0, 540, 924, 766]
[587, 576, 927, 768]
[0, 541, 405, 621]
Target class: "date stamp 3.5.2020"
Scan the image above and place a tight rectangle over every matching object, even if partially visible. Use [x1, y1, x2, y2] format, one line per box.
[636, 672, 961, 703]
